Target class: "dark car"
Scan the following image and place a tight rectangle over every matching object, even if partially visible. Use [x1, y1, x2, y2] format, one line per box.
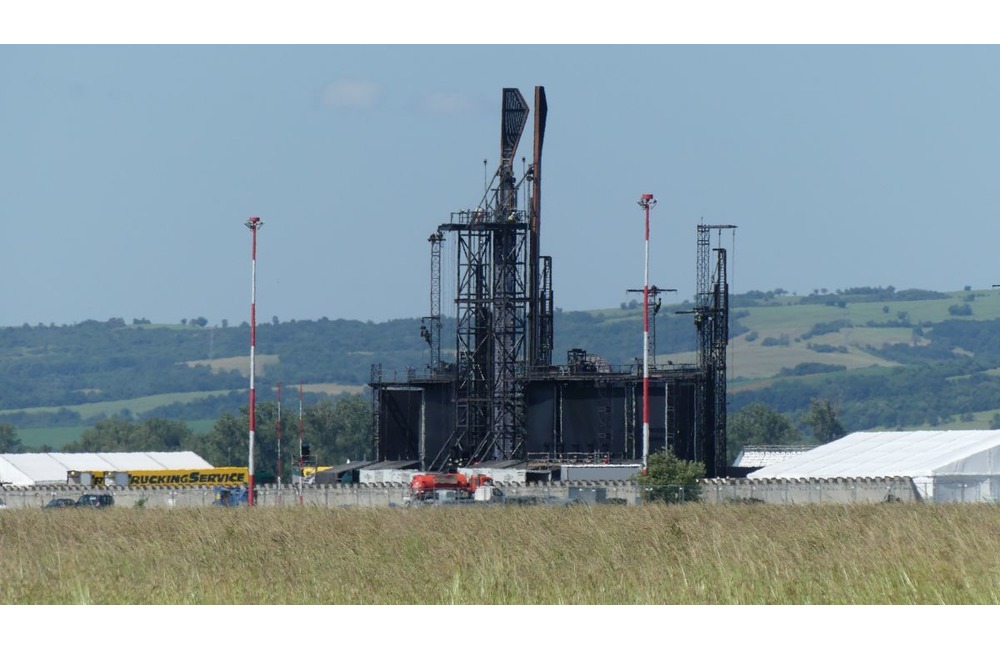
[75, 494, 114, 508]
[43, 497, 76, 509]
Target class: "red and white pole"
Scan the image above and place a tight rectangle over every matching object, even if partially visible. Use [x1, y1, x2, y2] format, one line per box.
[276, 381, 282, 487]
[298, 382, 304, 506]
[245, 215, 263, 506]
[638, 194, 657, 473]
[298, 382, 304, 465]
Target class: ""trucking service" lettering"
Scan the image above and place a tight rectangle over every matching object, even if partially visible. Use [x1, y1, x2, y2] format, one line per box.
[127, 469, 248, 486]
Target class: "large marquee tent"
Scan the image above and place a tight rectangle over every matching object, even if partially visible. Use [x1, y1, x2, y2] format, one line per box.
[748, 429, 1000, 502]
[0, 451, 212, 486]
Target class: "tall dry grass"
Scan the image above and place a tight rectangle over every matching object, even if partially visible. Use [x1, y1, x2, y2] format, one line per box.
[3, 502, 1000, 604]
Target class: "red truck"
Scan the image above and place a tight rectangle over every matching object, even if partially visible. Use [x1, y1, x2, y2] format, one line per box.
[409, 472, 494, 501]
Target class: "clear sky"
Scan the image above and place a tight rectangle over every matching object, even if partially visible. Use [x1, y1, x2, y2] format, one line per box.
[2, 11, 999, 327]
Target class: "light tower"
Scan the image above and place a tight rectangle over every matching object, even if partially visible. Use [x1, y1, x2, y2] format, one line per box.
[638, 194, 656, 473]
[245, 215, 263, 506]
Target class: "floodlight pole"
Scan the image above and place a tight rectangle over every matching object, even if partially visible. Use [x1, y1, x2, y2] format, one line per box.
[639, 194, 657, 474]
[245, 216, 263, 506]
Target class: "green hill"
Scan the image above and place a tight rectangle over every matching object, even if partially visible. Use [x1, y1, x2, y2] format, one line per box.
[5, 285, 1000, 448]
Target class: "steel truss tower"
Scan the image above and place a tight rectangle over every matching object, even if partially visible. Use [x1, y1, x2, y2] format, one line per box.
[421, 231, 444, 370]
[695, 224, 735, 478]
[425, 87, 549, 470]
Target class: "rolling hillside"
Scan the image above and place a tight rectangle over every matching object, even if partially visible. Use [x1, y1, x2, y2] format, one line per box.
[5, 285, 1000, 448]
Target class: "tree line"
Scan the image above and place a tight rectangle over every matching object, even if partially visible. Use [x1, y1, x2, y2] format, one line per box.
[0, 395, 372, 484]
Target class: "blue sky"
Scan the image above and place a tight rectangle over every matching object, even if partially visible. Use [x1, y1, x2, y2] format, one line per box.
[2, 30, 999, 327]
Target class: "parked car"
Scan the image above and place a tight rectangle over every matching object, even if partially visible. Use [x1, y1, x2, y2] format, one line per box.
[75, 494, 114, 508]
[43, 497, 76, 509]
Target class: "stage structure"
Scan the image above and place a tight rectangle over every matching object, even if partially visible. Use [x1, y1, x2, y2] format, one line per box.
[369, 87, 735, 478]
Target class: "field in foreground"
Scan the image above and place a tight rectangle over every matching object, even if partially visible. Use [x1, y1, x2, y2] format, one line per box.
[3, 502, 1000, 605]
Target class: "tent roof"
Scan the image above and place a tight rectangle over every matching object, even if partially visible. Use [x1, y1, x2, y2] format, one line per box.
[0, 456, 34, 486]
[748, 430, 1000, 479]
[734, 445, 816, 468]
[0, 451, 213, 486]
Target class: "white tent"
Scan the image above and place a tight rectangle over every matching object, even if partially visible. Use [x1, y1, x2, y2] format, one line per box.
[748, 430, 1000, 502]
[733, 445, 816, 468]
[0, 451, 213, 486]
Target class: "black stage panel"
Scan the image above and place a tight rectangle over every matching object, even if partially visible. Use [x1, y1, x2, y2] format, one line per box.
[376, 369, 704, 467]
[377, 383, 455, 463]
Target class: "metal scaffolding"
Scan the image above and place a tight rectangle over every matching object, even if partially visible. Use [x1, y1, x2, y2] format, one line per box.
[369, 86, 737, 478]
[695, 223, 735, 478]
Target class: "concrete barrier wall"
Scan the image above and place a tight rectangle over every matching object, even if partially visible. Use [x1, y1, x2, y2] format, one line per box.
[699, 477, 919, 504]
[0, 476, 921, 509]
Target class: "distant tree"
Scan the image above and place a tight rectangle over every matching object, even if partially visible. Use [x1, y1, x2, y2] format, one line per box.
[948, 304, 973, 316]
[727, 402, 802, 463]
[0, 423, 24, 453]
[61, 418, 193, 453]
[305, 395, 373, 464]
[636, 449, 704, 503]
[63, 417, 143, 452]
[193, 411, 247, 468]
[800, 398, 846, 444]
[142, 418, 194, 450]
[191, 317, 208, 327]
[221, 319, 229, 328]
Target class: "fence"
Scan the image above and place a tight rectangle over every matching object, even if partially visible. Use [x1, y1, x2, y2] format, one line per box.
[0, 476, 932, 509]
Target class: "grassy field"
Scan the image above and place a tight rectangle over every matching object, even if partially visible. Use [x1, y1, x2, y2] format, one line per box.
[13, 420, 217, 450]
[301, 382, 366, 396]
[15, 425, 89, 449]
[0, 390, 237, 422]
[3, 502, 1000, 605]
[184, 354, 281, 376]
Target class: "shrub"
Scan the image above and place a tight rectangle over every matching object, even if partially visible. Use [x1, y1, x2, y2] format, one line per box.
[949, 304, 973, 316]
[637, 449, 705, 503]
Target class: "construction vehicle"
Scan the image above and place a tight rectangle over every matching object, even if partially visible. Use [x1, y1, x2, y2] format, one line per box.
[68, 467, 248, 488]
[408, 472, 500, 503]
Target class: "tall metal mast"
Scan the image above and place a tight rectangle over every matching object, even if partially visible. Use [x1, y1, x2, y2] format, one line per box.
[275, 381, 282, 487]
[528, 86, 550, 369]
[638, 195, 656, 472]
[695, 223, 736, 478]
[244, 216, 263, 506]
[430, 87, 539, 470]
[422, 230, 444, 369]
